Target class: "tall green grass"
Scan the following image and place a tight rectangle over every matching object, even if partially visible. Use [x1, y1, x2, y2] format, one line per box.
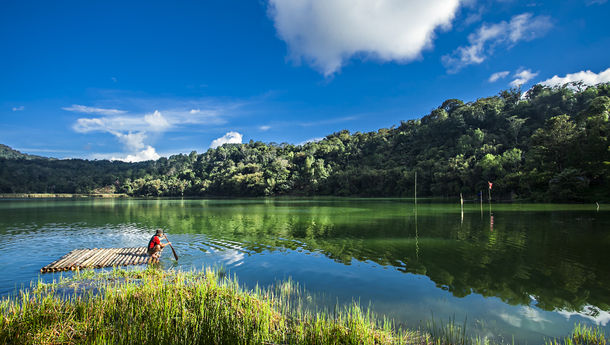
[0, 268, 417, 345]
[546, 323, 607, 345]
[0, 268, 607, 345]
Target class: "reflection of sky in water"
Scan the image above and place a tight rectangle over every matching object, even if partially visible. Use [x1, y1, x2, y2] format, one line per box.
[558, 306, 610, 326]
[1, 199, 609, 344]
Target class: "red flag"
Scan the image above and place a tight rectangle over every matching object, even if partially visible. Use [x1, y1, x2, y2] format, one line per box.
[488, 181, 493, 190]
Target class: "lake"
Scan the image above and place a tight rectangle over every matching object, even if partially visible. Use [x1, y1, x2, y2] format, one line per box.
[0, 198, 608, 343]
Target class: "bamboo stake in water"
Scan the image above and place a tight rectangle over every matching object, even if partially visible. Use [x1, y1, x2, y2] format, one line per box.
[414, 171, 417, 205]
[460, 193, 464, 225]
[480, 190, 483, 218]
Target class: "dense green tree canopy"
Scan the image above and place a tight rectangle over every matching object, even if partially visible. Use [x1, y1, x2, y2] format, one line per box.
[1, 83, 608, 201]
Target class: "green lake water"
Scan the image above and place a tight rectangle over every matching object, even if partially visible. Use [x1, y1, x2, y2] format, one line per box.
[0, 198, 608, 343]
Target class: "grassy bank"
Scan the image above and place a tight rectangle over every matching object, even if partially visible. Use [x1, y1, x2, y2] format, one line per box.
[0, 268, 606, 345]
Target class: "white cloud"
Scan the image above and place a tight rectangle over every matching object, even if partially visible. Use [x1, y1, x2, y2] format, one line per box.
[443, 13, 552, 72]
[299, 137, 325, 145]
[68, 95, 242, 159]
[539, 67, 610, 87]
[489, 71, 510, 82]
[144, 110, 171, 132]
[519, 306, 550, 323]
[268, 0, 463, 76]
[71, 110, 170, 160]
[557, 305, 610, 326]
[587, 0, 607, 4]
[210, 131, 243, 149]
[62, 104, 127, 116]
[12, 106, 24, 111]
[115, 131, 147, 152]
[510, 69, 538, 87]
[259, 125, 271, 131]
[72, 110, 171, 134]
[111, 146, 160, 162]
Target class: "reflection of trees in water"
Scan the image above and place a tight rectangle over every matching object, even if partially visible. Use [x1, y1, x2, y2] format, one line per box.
[3, 199, 608, 313]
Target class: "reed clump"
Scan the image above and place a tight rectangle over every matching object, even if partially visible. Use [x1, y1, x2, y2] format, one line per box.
[546, 324, 607, 345]
[0, 268, 419, 345]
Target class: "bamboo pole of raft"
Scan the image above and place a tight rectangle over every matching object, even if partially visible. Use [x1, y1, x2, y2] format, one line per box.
[82, 248, 112, 268]
[71, 248, 99, 270]
[134, 247, 147, 265]
[97, 248, 118, 268]
[53, 249, 88, 272]
[41, 250, 74, 273]
[114, 248, 128, 266]
[43, 249, 82, 272]
[107, 248, 124, 267]
[119, 247, 133, 266]
[61, 249, 87, 271]
[48, 249, 88, 272]
[124, 248, 137, 266]
[79, 248, 108, 269]
[121, 247, 135, 266]
[139, 247, 148, 264]
[84, 248, 108, 268]
[94, 248, 116, 268]
[115, 248, 131, 267]
[70, 248, 98, 271]
[91, 248, 113, 268]
[108, 248, 124, 267]
[134, 247, 146, 265]
[95, 248, 118, 267]
[123, 247, 138, 266]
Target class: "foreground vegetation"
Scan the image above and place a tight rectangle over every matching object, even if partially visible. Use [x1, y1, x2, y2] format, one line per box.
[0, 268, 607, 345]
[1, 83, 609, 201]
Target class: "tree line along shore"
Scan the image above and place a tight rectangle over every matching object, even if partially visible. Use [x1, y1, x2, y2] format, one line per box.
[1, 83, 608, 202]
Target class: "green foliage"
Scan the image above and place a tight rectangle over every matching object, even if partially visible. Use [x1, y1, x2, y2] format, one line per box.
[1, 83, 609, 201]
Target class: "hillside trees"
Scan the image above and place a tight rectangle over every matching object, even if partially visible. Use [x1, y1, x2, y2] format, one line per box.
[1, 83, 608, 201]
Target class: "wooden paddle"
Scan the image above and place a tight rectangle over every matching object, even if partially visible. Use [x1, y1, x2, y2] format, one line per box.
[164, 234, 179, 261]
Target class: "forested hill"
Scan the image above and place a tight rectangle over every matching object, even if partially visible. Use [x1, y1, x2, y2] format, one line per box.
[0, 144, 47, 160]
[1, 83, 608, 201]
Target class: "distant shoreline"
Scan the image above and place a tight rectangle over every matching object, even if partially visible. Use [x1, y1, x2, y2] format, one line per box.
[0, 193, 128, 199]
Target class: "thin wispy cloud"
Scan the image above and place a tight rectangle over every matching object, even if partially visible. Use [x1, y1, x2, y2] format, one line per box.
[489, 71, 510, 82]
[268, 0, 463, 76]
[510, 69, 538, 87]
[259, 125, 271, 131]
[443, 13, 552, 73]
[63, 104, 127, 116]
[210, 131, 243, 149]
[539, 67, 610, 87]
[12, 106, 25, 111]
[72, 110, 171, 134]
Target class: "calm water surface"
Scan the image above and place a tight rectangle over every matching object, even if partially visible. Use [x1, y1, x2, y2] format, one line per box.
[1, 198, 608, 344]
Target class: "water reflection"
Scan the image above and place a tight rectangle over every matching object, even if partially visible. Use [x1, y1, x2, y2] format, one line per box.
[0, 198, 609, 342]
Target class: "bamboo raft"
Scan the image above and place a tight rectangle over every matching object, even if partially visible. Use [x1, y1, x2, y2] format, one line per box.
[40, 247, 149, 273]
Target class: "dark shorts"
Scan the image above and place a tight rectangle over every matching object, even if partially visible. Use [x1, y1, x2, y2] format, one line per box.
[147, 244, 162, 258]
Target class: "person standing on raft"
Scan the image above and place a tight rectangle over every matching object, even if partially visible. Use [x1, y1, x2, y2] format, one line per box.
[147, 229, 171, 263]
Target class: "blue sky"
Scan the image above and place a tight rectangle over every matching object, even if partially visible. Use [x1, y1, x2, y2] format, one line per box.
[1, 0, 609, 161]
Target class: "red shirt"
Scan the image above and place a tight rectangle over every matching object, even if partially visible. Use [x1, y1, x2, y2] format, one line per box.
[148, 235, 161, 249]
